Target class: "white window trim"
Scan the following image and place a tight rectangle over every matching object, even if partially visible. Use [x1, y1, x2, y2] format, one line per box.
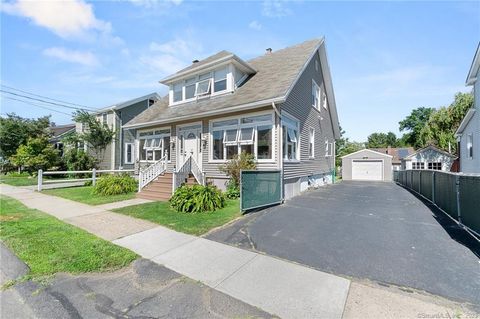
[325, 139, 333, 157]
[309, 127, 315, 159]
[312, 79, 321, 110]
[124, 143, 134, 164]
[137, 126, 171, 163]
[282, 111, 300, 162]
[467, 133, 473, 159]
[208, 110, 276, 163]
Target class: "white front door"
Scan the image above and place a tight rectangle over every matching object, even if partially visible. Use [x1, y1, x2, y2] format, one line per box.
[178, 127, 202, 168]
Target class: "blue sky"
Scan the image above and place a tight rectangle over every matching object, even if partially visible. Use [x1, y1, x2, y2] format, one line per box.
[1, 0, 479, 141]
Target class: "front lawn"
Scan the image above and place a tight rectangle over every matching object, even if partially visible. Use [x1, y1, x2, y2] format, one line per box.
[0, 175, 38, 186]
[114, 199, 241, 236]
[43, 186, 136, 205]
[0, 196, 137, 280]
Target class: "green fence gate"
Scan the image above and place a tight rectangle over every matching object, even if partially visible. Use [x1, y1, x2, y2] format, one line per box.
[240, 170, 282, 211]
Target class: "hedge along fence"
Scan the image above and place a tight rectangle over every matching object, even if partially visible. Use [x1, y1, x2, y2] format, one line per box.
[394, 170, 480, 237]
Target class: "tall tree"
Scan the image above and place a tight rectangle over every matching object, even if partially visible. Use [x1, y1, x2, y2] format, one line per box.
[418, 92, 473, 153]
[71, 110, 115, 163]
[9, 137, 60, 173]
[0, 113, 51, 159]
[366, 132, 399, 148]
[398, 107, 435, 148]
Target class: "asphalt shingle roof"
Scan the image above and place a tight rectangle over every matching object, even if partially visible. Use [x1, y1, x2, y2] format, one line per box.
[126, 39, 322, 126]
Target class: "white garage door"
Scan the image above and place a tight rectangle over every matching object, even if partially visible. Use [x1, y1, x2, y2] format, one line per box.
[352, 160, 383, 181]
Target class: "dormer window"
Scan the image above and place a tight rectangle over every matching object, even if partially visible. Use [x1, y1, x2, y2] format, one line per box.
[173, 83, 182, 102]
[214, 67, 227, 92]
[196, 72, 212, 96]
[185, 77, 196, 99]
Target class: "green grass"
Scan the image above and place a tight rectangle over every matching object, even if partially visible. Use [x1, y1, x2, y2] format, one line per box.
[43, 186, 136, 205]
[0, 175, 38, 186]
[0, 196, 137, 280]
[114, 199, 241, 236]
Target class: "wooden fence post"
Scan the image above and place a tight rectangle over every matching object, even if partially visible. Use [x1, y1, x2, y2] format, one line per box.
[92, 168, 97, 186]
[37, 169, 43, 192]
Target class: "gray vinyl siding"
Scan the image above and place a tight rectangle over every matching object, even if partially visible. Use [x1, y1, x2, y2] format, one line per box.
[281, 50, 335, 180]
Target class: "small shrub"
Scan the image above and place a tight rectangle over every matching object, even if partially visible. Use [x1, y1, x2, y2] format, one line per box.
[219, 151, 256, 189]
[225, 180, 240, 199]
[170, 184, 225, 213]
[6, 171, 30, 177]
[93, 174, 136, 196]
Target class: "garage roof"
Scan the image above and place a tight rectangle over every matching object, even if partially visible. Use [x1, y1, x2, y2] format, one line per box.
[341, 149, 393, 159]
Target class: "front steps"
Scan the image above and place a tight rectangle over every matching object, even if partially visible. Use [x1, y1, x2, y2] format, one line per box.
[136, 173, 197, 201]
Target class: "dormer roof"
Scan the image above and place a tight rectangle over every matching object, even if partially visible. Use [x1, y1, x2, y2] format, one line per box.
[160, 50, 256, 84]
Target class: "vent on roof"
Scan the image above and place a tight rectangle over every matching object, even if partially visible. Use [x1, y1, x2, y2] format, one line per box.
[192, 59, 199, 64]
[266, 48, 272, 54]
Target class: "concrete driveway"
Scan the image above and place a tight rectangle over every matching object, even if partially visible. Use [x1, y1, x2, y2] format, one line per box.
[207, 181, 480, 305]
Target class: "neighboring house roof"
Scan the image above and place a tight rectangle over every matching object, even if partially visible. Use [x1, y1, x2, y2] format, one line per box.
[370, 147, 415, 164]
[341, 148, 393, 159]
[49, 124, 76, 140]
[403, 145, 457, 160]
[161, 51, 256, 84]
[455, 108, 476, 135]
[125, 38, 341, 138]
[466, 42, 480, 86]
[96, 92, 161, 113]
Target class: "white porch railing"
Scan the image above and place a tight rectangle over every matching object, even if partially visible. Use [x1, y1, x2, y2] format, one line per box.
[173, 156, 205, 192]
[138, 155, 167, 191]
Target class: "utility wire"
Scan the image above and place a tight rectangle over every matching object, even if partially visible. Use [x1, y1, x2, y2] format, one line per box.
[3, 96, 73, 116]
[0, 89, 98, 112]
[1, 84, 98, 111]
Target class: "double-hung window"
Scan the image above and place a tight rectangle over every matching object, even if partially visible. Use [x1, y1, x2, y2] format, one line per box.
[139, 129, 171, 162]
[467, 134, 473, 158]
[211, 114, 274, 161]
[185, 77, 196, 100]
[124, 143, 134, 164]
[282, 114, 299, 161]
[325, 139, 333, 157]
[312, 80, 321, 110]
[309, 128, 315, 158]
[214, 67, 227, 93]
[173, 83, 183, 102]
[102, 113, 108, 125]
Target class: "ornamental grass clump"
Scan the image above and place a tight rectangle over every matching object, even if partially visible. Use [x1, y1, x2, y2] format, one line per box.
[93, 174, 137, 196]
[170, 184, 225, 213]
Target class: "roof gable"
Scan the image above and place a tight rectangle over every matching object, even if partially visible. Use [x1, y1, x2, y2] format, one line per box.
[341, 148, 393, 159]
[466, 42, 480, 86]
[404, 145, 456, 159]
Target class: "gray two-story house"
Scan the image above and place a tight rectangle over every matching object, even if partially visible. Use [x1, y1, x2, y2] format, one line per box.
[122, 38, 341, 200]
[77, 92, 161, 170]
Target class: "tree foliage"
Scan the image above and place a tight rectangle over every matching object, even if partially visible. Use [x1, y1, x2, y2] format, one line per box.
[9, 137, 60, 173]
[71, 110, 115, 163]
[0, 113, 51, 159]
[219, 151, 256, 188]
[335, 126, 364, 167]
[366, 132, 399, 148]
[418, 92, 473, 153]
[398, 107, 435, 148]
[63, 148, 97, 171]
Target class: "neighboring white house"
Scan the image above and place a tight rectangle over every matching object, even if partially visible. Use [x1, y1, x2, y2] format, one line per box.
[401, 145, 456, 171]
[456, 43, 480, 173]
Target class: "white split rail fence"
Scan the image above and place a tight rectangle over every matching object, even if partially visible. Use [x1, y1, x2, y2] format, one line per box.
[37, 169, 135, 192]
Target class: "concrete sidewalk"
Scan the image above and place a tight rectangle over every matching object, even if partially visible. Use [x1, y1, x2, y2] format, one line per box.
[2, 184, 473, 319]
[1, 184, 351, 319]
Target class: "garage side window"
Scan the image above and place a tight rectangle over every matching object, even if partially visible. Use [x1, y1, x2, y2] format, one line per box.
[412, 162, 425, 170]
[467, 134, 473, 159]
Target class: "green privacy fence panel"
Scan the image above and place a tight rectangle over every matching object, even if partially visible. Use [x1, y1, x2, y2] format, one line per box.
[433, 172, 458, 220]
[459, 176, 480, 234]
[240, 170, 282, 211]
[395, 170, 480, 236]
[419, 170, 433, 201]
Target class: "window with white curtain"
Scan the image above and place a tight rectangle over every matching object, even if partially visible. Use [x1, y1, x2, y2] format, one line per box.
[211, 113, 274, 161]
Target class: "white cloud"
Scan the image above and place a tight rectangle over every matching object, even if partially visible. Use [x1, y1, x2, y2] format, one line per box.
[142, 38, 204, 75]
[249, 20, 262, 30]
[127, 0, 183, 8]
[43, 47, 99, 67]
[2, 0, 111, 38]
[262, 0, 292, 18]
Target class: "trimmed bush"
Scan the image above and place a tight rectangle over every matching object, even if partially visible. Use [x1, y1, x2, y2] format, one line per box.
[170, 184, 226, 213]
[93, 174, 136, 196]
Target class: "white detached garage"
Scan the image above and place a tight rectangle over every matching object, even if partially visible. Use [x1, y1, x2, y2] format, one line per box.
[341, 149, 393, 181]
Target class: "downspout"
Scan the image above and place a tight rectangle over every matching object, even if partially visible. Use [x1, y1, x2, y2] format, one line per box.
[272, 102, 284, 201]
[332, 140, 336, 183]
